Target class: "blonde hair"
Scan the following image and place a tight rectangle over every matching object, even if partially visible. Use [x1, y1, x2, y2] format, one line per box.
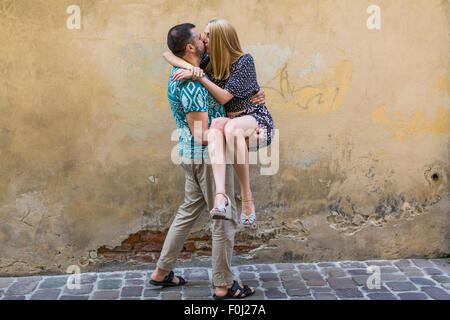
[206, 19, 244, 80]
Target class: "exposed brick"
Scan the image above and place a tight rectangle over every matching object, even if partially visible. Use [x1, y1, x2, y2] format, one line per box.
[134, 243, 162, 252]
[178, 252, 192, 261]
[123, 233, 141, 244]
[184, 242, 196, 252]
[140, 232, 167, 243]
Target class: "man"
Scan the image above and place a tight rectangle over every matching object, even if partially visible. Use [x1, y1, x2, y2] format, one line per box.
[150, 23, 256, 299]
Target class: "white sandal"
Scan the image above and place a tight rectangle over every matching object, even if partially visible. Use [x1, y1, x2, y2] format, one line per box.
[240, 198, 256, 226]
[210, 192, 231, 220]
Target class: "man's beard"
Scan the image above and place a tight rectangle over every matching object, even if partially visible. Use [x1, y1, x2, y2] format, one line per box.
[194, 45, 205, 59]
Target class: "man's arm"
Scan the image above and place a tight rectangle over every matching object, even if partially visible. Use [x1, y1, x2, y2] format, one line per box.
[186, 111, 209, 145]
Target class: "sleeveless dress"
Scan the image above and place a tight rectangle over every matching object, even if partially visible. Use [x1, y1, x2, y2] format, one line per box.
[200, 53, 275, 151]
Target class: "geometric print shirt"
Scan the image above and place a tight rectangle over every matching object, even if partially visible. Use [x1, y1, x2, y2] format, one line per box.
[167, 67, 225, 159]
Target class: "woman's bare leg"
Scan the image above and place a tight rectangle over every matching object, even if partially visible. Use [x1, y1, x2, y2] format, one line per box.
[208, 117, 231, 208]
[224, 116, 259, 216]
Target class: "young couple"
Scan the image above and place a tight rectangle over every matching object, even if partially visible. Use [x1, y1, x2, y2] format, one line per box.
[150, 19, 274, 300]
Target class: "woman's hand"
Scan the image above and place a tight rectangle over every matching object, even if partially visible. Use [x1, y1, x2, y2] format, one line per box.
[172, 67, 204, 81]
[250, 88, 265, 105]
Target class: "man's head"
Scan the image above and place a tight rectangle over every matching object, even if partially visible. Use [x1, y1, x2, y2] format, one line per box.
[167, 23, 205, 60]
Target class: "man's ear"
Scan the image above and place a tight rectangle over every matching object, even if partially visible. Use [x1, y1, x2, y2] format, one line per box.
[185, 43, 195, 53]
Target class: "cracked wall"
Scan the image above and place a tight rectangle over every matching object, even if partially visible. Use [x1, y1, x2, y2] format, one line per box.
[0, 0, 449, 276]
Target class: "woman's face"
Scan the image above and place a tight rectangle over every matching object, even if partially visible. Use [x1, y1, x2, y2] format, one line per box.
[202, 24, 210, 54]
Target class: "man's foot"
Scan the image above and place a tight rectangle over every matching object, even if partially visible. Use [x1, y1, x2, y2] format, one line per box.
[214, 282, 255, 298]
[150, 268, 181, 285]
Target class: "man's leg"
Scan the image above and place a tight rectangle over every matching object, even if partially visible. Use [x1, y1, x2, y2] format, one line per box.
[198, 163, 255, 297]
[151, 161, 207, 283]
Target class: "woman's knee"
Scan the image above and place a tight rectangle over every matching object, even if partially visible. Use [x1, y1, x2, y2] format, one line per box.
[211, 117, 230, 131]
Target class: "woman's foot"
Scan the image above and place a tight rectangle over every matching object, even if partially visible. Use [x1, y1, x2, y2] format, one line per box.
[214, 193, 228, 210]
[241, 198, 255, 217]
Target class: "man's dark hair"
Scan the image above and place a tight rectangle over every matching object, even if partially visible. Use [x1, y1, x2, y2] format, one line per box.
[167, 23, 196, 58]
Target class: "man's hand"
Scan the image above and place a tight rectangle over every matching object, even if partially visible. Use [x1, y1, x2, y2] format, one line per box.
[172, 67, 204, 81]
[250, 88, 265, 105]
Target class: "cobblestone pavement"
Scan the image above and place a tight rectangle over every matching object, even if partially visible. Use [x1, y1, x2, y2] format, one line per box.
[0, 258, 449, 300]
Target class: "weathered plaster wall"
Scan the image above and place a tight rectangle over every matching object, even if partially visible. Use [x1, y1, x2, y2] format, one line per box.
[0, 0, 448, 275]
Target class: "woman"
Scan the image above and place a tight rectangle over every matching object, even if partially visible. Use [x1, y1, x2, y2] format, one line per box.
[163, 19, 274, 226]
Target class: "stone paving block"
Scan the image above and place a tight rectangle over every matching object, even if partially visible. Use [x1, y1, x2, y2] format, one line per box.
[262, 281, 282, 289]
[398, 292, 429, 300]
[184, 269, 209, 281]
[183, 286, 211, 298]
[161, 292, 182, 300]
[366, 260, 393, 266]
[291, 296, 314, 300]
[121, 286, 143, 297]
[98, 273, 124, 279]
[2, 296, 26, 300]
[366, 293, 398, 300]
[92, 290, 120, 300]
[60, 295, 90, 300]
[63, 284, 94, 295]
[327, 277, 357, 290]
[409, 277, 436, 286]
[360, 285, 390, 293]
[275, 263, 295, 270]
[5, 278, 41, 296]
[322, 267, 346, 278]
[241, 280, 259, 288]
[312, 287, 333, 293]
[125, 279, 144, 286]
[411, 259, 435, 268]
[300, 270, 323, 281]
[255, 264, 273, 272]
[431, 275, 450, 283]
[423, 268, 443, 276]
[265, 288, 287, 299]
[97, 279, 122, 290]
[80, 273, 97, 284]
[317, 262, 336, 268]
[441, 283, 450, 290]
[0, 289, 3, 297]
[185, 280, 210, 287]
[39, 276, 69, 289]
[259, 273, 279, 282]
[351, 275, 370, 286]
[420, 286, 450, 300]
[393, 259, 412, 268]
[380, 266, 400, 273]
[313, 292, 337, 300]
[0, 278, 15, 289]
[30, 289, 61, 300]
[335, 288, 364, 298]
[339, 261, 367, 269]
[380, 273, 407, 281]
[282, 279, 307, 290]
[286, 288, 310, 297]
[143, 288, 160, 298]
[239, 272, 256, 280]
[296, 264, 317, 270]
[306, 280, 327, 286]
[347, 269, 368, 276]
[125, 272, 145, 279]
[385, 281, 418, 291]
[238, 265, 255, 272]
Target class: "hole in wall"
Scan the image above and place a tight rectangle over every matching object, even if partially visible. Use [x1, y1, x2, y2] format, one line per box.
[431, 173, 439, 181]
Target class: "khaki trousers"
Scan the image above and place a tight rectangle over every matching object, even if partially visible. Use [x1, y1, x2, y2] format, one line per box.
[156, 158, 238, 287]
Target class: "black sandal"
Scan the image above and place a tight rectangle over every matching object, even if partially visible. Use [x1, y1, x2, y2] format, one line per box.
[149, 270, 186, 287]
[213, 280, 255, 300]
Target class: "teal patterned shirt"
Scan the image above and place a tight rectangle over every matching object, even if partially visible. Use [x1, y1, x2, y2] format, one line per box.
[168, 67, 225, 159]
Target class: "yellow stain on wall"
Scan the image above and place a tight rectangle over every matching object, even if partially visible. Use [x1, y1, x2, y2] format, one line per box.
[435, 76, 450, 95]
[372, 105, 450, 141]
